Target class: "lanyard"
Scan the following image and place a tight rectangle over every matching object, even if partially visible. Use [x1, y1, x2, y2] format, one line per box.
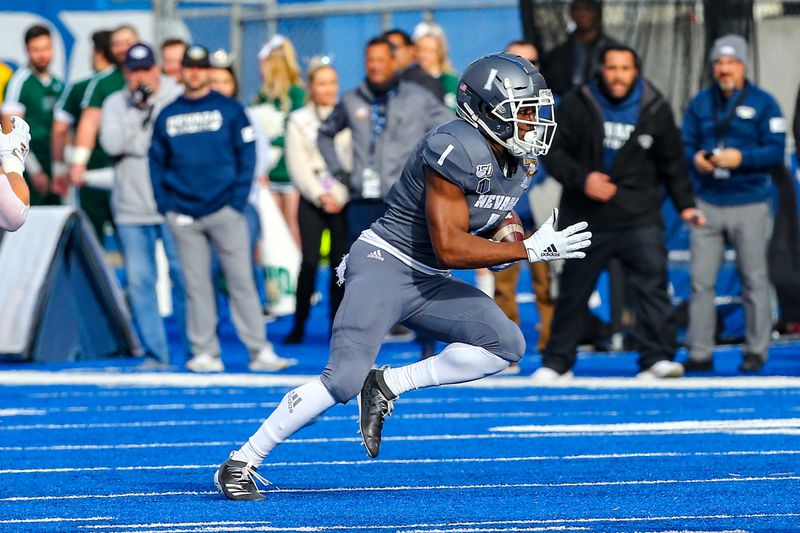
[711, 84, 749, 148]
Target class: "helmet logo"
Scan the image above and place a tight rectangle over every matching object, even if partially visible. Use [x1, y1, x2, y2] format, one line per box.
[483, 68, 499, 91]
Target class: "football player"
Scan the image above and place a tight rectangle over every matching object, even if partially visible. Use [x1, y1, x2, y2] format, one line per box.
[0, 117, 32, 231]
[214, 53, 592, 500]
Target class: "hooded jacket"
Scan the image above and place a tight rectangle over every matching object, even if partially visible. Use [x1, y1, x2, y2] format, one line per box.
[543, 78, 695, 231]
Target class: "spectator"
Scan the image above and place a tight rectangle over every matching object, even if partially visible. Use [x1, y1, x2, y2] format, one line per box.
[249, 35, 305, 246]
[283, 57, 351, 344]
[209, 48, 270, 310]
[318, 35, 452, 247]
[149, 45, 295, 373]
[542, 0, 619, 97]
[100, 42, 186, 367]
[536, 44, 703, 381]
[382, 29, 445, 102]
[51, 30, 116, 242]
[161, 38, 187, 83]
[2, 24, 63, 206]
[412, 22, 459, 111]
[491, 41, 559, 365]
[682, 35, 786, 373]
[69, 25, 138, 191]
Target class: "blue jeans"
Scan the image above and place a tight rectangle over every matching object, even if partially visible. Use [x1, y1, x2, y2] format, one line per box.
[117, 223, 187, 363]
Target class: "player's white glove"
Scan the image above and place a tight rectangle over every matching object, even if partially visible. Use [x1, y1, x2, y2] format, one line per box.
[0, 117, 31, 176]
[523, 208, 592, 262]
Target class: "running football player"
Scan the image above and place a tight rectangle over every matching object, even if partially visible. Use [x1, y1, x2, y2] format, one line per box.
[215, 53, 592, 500]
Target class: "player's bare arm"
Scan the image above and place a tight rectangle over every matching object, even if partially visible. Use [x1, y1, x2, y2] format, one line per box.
[425, 166, 528, 269]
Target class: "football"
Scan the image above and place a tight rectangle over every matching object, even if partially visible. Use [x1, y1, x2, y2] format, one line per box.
[488, 211, 524, 243]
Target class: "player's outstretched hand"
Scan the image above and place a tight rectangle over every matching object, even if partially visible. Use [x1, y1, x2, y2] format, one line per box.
[0, 117, 31, 176]
[523, 208, 592, 262]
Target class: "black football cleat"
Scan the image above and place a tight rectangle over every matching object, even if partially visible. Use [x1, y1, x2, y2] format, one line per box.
[357, 367, 396, 458]
[214, 452, 269, 501]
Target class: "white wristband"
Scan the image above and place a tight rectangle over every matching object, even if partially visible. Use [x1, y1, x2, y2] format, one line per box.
[72, 146, 91, 166]
[1, 155, 24, 176]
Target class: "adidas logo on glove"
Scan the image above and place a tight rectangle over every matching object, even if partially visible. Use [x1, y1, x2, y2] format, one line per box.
[540, 244, 559, 257]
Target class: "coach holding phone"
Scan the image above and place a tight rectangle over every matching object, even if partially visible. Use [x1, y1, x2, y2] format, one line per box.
[682, 34, 787, 373]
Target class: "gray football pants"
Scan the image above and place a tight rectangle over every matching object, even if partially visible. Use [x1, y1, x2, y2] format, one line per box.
[688, 199, 772, 361]
[321, 239, 526, 404]
[167, 206, 267, 358]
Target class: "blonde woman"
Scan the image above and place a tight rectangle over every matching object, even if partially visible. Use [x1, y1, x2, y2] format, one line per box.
[412, 22, 459, 112]
[249, 34, 306, 245]
[283, 58, 351, 344]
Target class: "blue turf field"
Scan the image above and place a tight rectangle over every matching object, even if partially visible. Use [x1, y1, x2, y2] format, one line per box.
[1, 269, 799, 532]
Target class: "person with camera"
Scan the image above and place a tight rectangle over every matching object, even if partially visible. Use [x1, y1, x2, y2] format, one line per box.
[99, 42, 186, 367]
[682, 35, 787, 373]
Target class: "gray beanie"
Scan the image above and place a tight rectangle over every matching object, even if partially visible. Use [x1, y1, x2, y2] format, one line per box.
[710, 34, 748, 65]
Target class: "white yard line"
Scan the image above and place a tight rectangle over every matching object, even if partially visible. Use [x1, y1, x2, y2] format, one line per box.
[1, 370, 800, 389]
[1, 449, 799, 475]
[73, 513, 800, 533]
[489, 417, 800, 433]
[0, 516, 112, 525]
[4, 476, 797, 503]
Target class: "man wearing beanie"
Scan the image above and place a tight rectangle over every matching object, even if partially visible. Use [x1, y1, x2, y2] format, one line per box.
[682, 34, 787, 373]
[149, 45, 295, 373]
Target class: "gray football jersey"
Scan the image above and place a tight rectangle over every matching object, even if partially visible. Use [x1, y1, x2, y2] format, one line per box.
[371, 119, 535, 268]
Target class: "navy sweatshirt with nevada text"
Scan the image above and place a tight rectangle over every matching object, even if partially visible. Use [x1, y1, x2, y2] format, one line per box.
[149, 90, 256, 218]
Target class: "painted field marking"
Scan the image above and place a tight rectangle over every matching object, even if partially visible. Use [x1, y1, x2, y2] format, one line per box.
[73, 513, 800, 532]
[1, 449, 799, 475]
[489, 418, 800, 434]
[6, 421, 800, 453]
[0, 516, 112, 525]
[1, 370, 800, 389]
[4, 476, 798, 502]
[5, 416, 800, 436]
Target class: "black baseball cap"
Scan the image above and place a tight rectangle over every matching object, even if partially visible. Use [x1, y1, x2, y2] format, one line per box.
[181, 45, 211, 68]
[124, 43, 156, 70]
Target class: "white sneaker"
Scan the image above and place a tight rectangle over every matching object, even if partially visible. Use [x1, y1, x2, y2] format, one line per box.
[530, 367, 574, 383]
[637, 360, 684, 380]
[186, 353, 224, 373]
[249, 346, 297, 372]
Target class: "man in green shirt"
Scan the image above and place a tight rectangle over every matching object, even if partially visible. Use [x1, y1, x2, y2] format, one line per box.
[69, 24, 137, 190]
[2, 24, 63, 205]
[52, 30, 117, 241]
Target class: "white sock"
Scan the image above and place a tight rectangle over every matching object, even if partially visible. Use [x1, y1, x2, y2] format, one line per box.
[234, 379, 336, 466]
[382, 342, 510, 397]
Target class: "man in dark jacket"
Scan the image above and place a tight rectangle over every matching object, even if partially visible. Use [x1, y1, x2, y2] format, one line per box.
[534, 44, 705, 381]
[541, 0, 619, 97]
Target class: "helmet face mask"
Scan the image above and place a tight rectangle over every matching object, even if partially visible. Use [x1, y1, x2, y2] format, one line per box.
[457, 53, 557, 158]
[490, 89, 556, 157]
